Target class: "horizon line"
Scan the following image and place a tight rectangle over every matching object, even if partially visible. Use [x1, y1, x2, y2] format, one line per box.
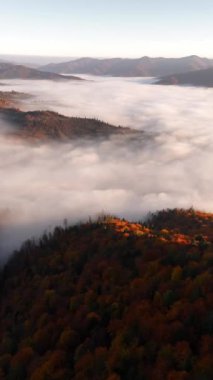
[1, 53, 213, 60]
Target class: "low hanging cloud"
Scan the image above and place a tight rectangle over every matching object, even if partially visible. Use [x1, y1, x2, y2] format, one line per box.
[0, 76, 213, 260]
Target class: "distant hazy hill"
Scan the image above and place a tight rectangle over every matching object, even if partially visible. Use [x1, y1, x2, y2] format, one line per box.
[0, 208, 212, 380]
[156, 67, 213, 88]
[0, 54, 78, 67]
[0, 63, 82, 81]
[0, 108, 137, 141]
[40, 55, 213, 77]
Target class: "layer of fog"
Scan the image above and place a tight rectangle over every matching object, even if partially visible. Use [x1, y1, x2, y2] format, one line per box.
[0, 76, 213, 261]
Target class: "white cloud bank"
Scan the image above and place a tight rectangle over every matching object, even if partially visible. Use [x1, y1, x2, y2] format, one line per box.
[0, 76, 213, 260]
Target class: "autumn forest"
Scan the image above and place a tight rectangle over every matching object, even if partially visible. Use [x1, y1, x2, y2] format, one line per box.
[0, 208, 212, 380]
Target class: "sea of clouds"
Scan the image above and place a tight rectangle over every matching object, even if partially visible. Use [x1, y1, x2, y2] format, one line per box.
[0, 76, 213, 260]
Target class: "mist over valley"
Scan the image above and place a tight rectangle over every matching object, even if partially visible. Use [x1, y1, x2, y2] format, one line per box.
[0, 75, 213, 260]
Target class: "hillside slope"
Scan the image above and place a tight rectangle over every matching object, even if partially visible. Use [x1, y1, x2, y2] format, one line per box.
[0, 208, 212, 380]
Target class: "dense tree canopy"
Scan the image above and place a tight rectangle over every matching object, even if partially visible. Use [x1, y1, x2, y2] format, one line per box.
[0, 209, 212, 379]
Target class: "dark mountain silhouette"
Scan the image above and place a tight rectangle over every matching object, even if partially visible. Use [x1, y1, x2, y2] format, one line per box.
[40, 55, 213, 77]
[0, 63, 83, 81]
[0, 108, 138, 142]
[0, 208, 212, 380]
[156, 67, 213, 87]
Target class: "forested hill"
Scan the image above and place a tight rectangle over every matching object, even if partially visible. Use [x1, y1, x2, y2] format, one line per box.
[0, 91, 31, 109]
[0, 208, 212, 380]
[0, 108, 137, 142]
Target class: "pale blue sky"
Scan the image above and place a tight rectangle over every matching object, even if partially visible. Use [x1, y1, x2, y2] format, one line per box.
[0, 0, 212, 57]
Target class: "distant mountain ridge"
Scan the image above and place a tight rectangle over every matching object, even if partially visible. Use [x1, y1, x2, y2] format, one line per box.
[156, 67, 213, 87]
[0, 63, 83, 81]
[40, 55, 213, 77]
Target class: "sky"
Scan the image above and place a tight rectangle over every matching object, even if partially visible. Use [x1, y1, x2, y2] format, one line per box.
[0, 1, 212, 59]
